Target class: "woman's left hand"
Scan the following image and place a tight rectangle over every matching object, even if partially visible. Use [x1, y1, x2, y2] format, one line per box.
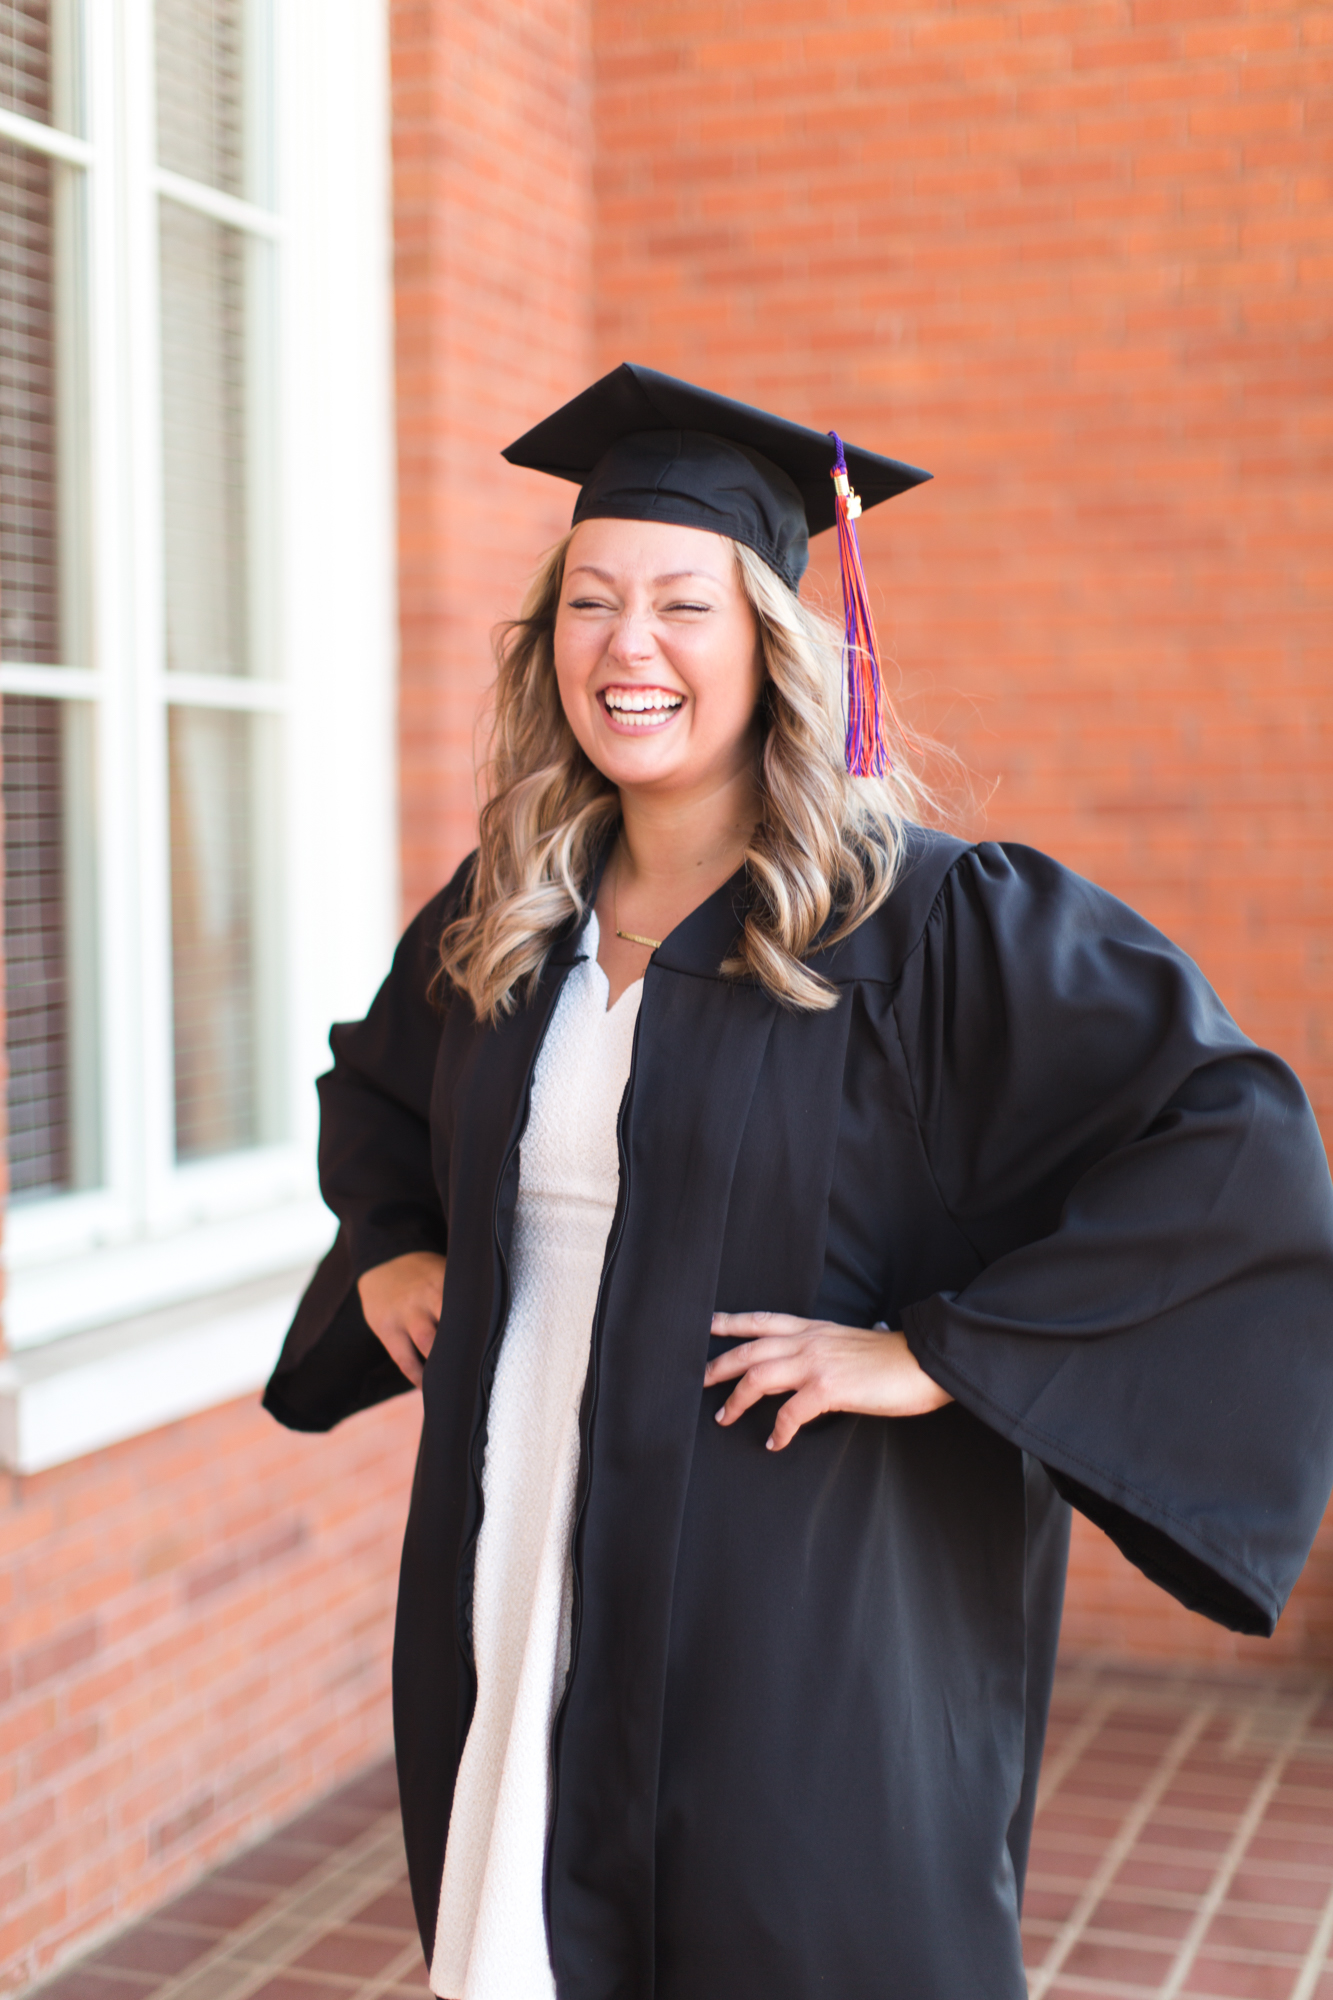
[705, 1311, 954, 1452]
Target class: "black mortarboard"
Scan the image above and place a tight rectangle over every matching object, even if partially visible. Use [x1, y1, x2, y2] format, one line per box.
[502, 363, 932, 776]
[501, 362, 930, 594]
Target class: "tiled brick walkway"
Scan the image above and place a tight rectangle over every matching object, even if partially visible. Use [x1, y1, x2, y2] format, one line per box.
[27, 1762, 431, 2000]
[26, 1664, 1333, 2000]
[1027, 1663, 1333, 2000]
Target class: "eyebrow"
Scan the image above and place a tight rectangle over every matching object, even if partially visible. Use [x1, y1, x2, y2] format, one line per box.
[566, 566, 723, 587]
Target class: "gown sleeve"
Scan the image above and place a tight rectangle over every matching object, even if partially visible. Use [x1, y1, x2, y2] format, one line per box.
[316, 875, 461, 1281]
[262, 859, 472, 1433]
[895, 841, 1333, 1636]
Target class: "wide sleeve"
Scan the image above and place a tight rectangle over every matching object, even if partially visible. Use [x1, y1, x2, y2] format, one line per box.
[316, 871, 464, 1280]
[896, 842, 1333, 1636]
[263, 859, 472, 1433]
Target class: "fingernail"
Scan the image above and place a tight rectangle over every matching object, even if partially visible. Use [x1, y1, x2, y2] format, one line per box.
[765, 1436, 775, 1451]
[715, 1408, 725, 1424]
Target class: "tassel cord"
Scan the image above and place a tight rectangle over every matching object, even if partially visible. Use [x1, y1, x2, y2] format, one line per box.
[828, 431, 890, 779]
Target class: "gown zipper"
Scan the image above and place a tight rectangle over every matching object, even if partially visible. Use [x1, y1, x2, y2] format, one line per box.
[542, 998, 644, 1954]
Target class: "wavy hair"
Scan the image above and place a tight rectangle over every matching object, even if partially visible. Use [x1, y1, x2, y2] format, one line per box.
[438, 532, 938, 1018]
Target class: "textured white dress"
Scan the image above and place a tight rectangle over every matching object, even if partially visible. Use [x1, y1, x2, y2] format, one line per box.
[431, 914, 642, 2000]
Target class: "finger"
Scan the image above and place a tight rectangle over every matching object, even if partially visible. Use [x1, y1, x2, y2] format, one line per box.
[703, 1336, 802, 1385]
[766, 1387, 826, 1453]
[379, 1327, 425, 1388]
[418, 1281, 445, 1321]
[405, 1308, 439, 1358]
[712, 1310, 811, 1338]
[715, 1359, 803, 1426]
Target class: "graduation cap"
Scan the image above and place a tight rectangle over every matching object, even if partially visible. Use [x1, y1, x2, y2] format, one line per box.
[503, 363, 932, 777]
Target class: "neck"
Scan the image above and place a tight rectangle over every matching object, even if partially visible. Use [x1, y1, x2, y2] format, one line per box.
[616, 767, 759, 895]
[594, 767, 759, 993]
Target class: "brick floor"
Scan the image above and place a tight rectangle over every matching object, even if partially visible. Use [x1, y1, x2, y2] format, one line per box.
[24, 1664, 1333, 2000]
[1027, 1662, 1333, 2000]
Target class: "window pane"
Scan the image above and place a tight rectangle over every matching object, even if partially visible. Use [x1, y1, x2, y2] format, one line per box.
[4, 695, 67, 1190]
[159, 199, 252, 677]
[169, 705, 281, 1161]
[3, 696, 98, 1196]
[155, 0, 246, 197]
[0, 0, 50, 123]
[0, 0, 79, 133]
[0, 138, 61, 663]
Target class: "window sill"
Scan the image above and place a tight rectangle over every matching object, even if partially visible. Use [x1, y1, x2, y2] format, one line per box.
[0, 1263, 316, 1473]
[4, 1193, 335, 1348]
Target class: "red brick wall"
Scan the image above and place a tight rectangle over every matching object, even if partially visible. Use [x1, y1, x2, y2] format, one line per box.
[0, 1394, 420, 1992]
[591, 0, 1333, 1664]
[393, 0, 596, 915]
[1063, 1509, 1333, 1666]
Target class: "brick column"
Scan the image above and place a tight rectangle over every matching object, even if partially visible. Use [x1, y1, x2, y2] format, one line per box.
[392, 0, 596, 917]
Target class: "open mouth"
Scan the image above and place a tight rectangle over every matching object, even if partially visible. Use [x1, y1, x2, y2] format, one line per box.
[600, 687, 685, 730]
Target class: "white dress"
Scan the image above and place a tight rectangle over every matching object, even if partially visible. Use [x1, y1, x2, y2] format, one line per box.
[431, 914, 642, 2000]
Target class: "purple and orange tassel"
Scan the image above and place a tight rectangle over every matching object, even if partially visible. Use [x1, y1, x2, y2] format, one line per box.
[829, 431, 890, 778]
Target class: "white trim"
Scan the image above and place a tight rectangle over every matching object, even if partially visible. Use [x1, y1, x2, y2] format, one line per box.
[4, 1140, 318, 1274]
[126, 0, 178, 1225]
[84, 0, 145, 1230]
[0, 1266, 315, 1473]
[159, 670, 289, 710]
[2, 1186, 131, 1265]
[0, 103, 93, 167]
[4, 1193, 334, 1346]
[278, 0, 400, 1128]
[153, 164, 284, 239]
[0, 663, 103, 698]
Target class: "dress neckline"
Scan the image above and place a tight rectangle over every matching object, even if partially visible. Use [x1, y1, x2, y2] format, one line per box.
[583, 911, 645, 1018]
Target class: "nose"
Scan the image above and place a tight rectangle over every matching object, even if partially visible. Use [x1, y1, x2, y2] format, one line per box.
[607, 610, 655, 667]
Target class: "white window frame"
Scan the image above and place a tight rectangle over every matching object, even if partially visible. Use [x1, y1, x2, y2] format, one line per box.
[0, 0, 398, 1467]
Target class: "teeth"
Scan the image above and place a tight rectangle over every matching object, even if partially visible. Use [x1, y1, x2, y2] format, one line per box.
[604, 689, 683, 715]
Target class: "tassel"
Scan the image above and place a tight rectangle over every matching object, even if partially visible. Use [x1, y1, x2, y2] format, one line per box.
[828, 431, 890, 777]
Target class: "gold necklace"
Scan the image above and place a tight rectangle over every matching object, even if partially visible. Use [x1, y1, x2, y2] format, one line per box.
[612, 839, 662, 951]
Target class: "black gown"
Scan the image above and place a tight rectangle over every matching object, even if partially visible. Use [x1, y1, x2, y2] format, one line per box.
[265, 829, 1333, 2000]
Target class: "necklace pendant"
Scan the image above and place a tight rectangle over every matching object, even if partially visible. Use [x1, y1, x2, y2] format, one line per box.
[616, 926, 662, 951]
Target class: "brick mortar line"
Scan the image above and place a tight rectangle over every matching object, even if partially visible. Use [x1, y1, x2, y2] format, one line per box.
[1050, 1674, 1333, 1721]
[1037, 1801, 1237, 1823]
[1043, 1803, 1331, 1832]
[148, 1918, 416, 1950]
[1080, 1925, 1307, 1967]
[1027, 1888, 1333, 1921]
[202, 1942, 426, 1999]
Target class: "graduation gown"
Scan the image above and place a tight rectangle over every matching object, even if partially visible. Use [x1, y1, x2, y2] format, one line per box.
[264, 830, 1333, 2000]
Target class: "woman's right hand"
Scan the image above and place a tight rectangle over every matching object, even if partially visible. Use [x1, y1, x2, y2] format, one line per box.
[357, 1251, 446, 1388]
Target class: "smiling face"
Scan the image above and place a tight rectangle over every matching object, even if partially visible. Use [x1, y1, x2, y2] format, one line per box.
[553, 516, 765, 801]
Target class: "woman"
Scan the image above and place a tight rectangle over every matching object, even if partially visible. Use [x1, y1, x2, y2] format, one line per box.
[266, 365, 1333, 2000]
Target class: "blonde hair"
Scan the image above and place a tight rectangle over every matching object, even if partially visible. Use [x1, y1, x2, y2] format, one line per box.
[439, 533, 936, 1019]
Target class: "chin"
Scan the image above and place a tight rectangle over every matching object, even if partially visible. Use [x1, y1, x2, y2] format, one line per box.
[590, 736, 684, 786]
